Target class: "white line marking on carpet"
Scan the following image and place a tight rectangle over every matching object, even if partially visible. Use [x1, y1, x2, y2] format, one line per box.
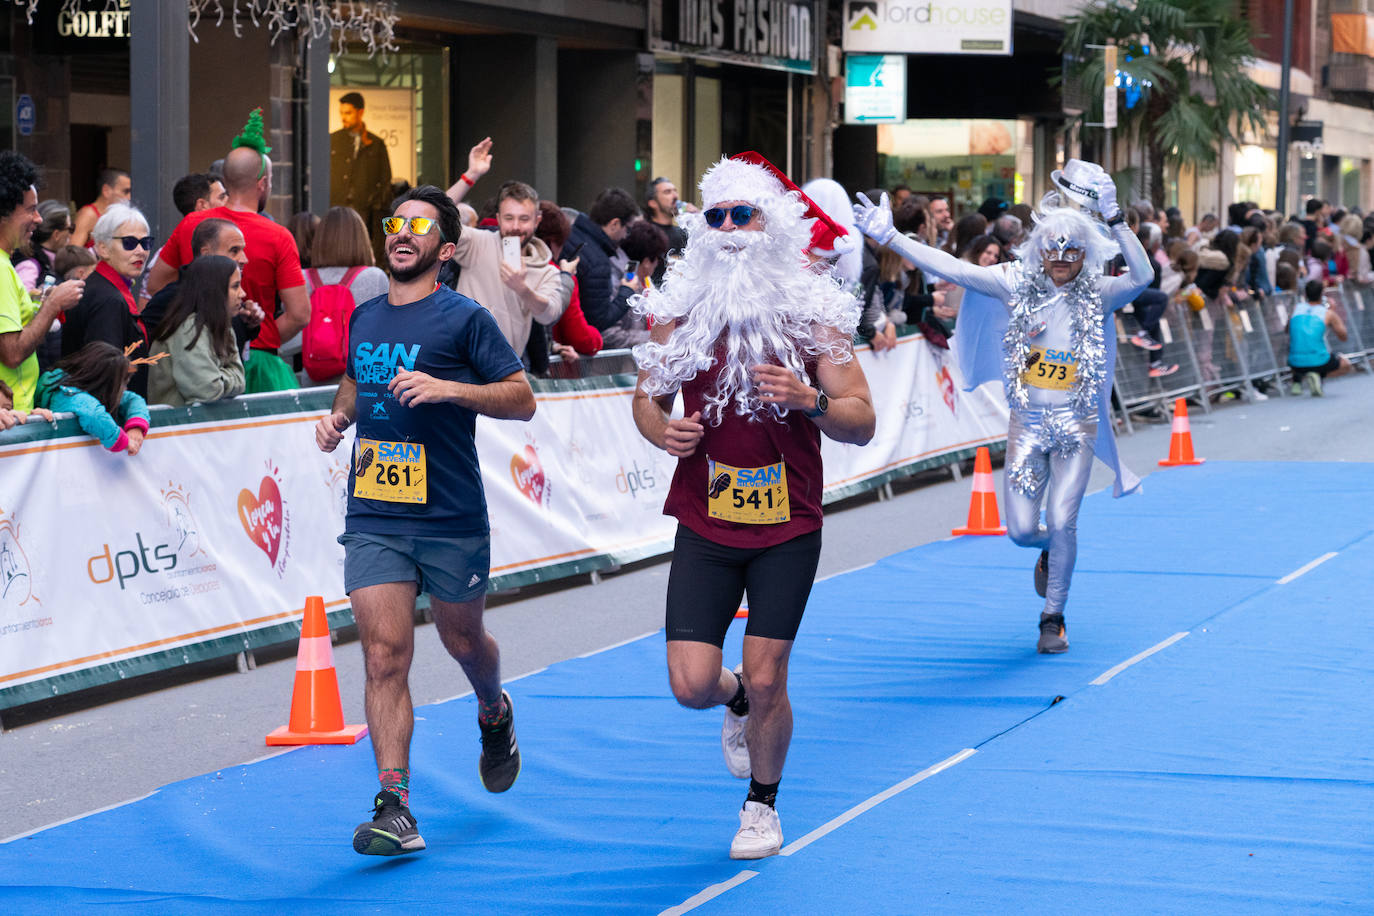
[659, 869, 759, 916]
[780, 748, 978, 856]
[1091, 632, 1190, 686]
[1277, 552, 1338, 585]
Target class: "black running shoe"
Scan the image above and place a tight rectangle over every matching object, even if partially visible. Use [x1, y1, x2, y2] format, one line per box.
[1034, 550, 1049, 598]
[352, 790, 425, 856]
[1037, 612, 1069, 654]
[479, 690, 521, 793]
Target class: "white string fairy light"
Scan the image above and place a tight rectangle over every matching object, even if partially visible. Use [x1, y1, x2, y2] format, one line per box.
[11, 0, 399, 57]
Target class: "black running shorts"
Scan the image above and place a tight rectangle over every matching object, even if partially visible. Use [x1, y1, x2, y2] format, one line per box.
[664, 524, 822, 646]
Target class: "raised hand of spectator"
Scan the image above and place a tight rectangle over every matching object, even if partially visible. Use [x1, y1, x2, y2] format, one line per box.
[125, 427, 145, 456]
[315, 411, 350, 452]
[558, 256, 581, 274]
[499, 259, 532, 295]
[48, 278, 85, 311]
[467, 137, 493, 182]
[238, 298, 265, 327]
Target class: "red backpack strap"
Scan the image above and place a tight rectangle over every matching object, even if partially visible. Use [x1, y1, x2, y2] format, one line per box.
[306, 268, 322, 289]
[341, 265, 365, 287]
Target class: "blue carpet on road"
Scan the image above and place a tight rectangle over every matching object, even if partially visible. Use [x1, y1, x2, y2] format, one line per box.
[2, 462, 1371, 913]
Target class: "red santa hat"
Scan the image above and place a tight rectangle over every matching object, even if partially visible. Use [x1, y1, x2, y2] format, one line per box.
[699, 151, 854, 260]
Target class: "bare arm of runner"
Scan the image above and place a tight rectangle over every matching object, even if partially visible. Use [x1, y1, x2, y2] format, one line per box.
[752, 327, 876, 446]
[632, 319, 705, 458]
[389, 367, 535, 420]
[315, 375, 357, 451]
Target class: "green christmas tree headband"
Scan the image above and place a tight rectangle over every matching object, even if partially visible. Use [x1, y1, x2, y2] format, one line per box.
[232, 108, 273, 179]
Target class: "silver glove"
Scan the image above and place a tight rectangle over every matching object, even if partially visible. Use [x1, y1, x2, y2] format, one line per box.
[853, 191, 897, 246]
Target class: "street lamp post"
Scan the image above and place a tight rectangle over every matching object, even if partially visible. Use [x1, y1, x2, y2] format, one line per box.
[1275, 0, 1294, 215]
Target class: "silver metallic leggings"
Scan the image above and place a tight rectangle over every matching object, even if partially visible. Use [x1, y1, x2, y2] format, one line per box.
[1003, 407, 1097, 615]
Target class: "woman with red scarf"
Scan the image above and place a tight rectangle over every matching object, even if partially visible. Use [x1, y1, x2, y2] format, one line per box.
[60, 202, 151, 396]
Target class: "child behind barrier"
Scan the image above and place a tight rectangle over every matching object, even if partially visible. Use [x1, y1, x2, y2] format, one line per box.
[0, 378, 54, 429]
[35, 341, 154, 453]
[1288, 279, 1353, 396]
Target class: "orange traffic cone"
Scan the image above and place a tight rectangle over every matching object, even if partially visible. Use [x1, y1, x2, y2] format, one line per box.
[1158, 398, 1206, 467]
[952, 446, 1007, 536]
[266, 596, 368, 746]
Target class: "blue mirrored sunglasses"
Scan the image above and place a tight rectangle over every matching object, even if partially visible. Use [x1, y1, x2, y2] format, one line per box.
[704, 205, 758, 229]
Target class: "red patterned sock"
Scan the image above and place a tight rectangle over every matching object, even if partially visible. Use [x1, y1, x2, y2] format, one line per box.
[379, 767, 410, 806]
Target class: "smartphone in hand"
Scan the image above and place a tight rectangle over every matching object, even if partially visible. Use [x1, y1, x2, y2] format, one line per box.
[501, 235, 522, 268]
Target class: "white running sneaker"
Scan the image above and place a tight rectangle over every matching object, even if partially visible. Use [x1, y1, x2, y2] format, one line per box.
[721, 664, 750, 779]
[730, 801, 783, 859]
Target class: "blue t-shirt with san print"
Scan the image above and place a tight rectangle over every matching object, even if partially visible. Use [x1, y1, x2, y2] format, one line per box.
[345, 285, 524, 536]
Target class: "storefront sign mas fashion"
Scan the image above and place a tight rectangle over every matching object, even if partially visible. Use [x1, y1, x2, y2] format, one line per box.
[655, 0, 818, 73]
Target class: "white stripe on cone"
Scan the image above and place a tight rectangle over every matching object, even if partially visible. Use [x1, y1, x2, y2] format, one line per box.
[972, 471, 995, 491]
[295, 634, 335, 672]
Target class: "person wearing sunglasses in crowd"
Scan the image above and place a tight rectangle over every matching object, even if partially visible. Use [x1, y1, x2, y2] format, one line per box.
[61, 202, 154, 396]
[633, 153, 874, 861]
[315, 186, 536, 858]
[854, 159, 1150, 655]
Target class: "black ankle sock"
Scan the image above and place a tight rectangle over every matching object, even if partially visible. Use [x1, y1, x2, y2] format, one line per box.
[726, 671, 749, 717]
[747, 777, 779, 808]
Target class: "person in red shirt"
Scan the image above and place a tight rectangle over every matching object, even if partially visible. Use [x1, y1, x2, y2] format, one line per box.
[145, 145, 307, 391]
[632, 154, 874, 861]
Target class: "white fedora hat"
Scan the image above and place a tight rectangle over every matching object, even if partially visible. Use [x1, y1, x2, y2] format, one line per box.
[1049, 159, 1105, 209]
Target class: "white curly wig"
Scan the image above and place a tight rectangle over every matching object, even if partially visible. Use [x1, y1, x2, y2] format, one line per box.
[1012, 191, 1120, 268]
[633, 156, 860, 424]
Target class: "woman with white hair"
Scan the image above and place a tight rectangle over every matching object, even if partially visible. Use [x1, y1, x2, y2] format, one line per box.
[854, 160, 1150, 655]
[61, 202, 153, 395]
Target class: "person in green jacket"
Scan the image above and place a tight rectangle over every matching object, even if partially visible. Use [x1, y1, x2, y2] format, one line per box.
[147, 255, 246, 406]
[35, 341, 151, 453]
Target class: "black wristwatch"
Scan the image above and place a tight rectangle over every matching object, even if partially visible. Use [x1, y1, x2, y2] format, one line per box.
[1106, 211, 1127, 227]
[804, 390, 829, 418]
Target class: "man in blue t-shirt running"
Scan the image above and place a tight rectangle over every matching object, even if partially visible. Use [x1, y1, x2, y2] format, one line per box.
[315, 186, 535, 857]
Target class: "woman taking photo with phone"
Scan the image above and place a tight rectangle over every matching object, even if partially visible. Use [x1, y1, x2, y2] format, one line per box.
[147, 255, 246, 406]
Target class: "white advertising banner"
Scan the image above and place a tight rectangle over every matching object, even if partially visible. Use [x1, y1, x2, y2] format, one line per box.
[0, 336, 1006, 697]
[842, 0, 1012, 56]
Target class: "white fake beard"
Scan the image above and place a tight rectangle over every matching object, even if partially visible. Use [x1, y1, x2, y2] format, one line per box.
[633, 226, 860, 425]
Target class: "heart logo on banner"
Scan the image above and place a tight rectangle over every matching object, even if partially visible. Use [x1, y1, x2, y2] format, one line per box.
[238, 476, 284, 566]
[510, 445, 547, 507]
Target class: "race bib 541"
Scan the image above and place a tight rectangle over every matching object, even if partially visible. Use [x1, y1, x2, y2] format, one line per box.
[707, 458, 790, 525]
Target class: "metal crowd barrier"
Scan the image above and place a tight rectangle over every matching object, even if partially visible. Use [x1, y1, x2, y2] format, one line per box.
[1111, 281, 1374, 428]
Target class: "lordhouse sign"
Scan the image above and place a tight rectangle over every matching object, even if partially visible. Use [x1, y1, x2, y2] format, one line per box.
[842, 0, 1012, 56]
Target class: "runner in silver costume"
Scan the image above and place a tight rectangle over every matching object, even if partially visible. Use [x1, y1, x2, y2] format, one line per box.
[852, 161, 1150, 653]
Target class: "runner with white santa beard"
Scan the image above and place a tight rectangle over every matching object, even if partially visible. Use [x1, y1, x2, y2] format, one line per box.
[631, 153, 876, 860]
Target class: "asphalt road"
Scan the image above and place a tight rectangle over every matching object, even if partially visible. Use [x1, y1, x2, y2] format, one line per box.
[4, 371, 1372, 839]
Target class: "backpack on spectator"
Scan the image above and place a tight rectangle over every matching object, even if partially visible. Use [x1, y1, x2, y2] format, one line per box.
[303, 267, 363, 382]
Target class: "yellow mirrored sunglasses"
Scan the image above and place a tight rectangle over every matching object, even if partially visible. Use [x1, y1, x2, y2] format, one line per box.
[381, 216, 440, 237]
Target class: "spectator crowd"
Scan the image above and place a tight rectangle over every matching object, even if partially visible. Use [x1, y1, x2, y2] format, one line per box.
[2, 115, 1368, 441]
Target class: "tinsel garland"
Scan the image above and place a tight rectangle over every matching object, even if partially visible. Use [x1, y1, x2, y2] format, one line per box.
[1005, 408, 1093, 498]
[12, 0, 399, 57]
[1001, 261, 1107, 420]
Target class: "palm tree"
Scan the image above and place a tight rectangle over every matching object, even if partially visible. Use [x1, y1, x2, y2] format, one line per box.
[1061, 0, 1272, 207]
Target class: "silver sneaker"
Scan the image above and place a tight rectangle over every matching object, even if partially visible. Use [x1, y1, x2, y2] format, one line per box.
[721, 663, 750, 779]
[729, 801, 782, 859]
